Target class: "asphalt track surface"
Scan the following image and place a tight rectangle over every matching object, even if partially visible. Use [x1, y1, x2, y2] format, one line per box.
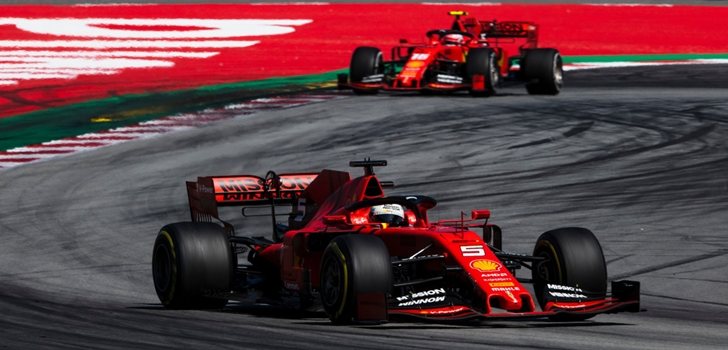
[0, 64, 727, 349]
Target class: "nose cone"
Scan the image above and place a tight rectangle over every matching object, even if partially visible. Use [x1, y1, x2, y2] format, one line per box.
[487, 288, 536, 313]
[488, 291, 524, 312]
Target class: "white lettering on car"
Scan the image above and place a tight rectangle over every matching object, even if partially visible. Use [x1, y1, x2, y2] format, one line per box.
[396, 288, 446, 301]
[397, 296, 446, 307]
[460, 245, 485, 256]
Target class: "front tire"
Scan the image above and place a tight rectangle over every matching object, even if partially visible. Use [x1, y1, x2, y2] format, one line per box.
[532, 227, 607, 320]
[320, 235, 392, 324]
[466, 48, 499, 96]
[522, 48, 563, 95]
[350, 46, 383, 95]
[152, 222, 233, 309]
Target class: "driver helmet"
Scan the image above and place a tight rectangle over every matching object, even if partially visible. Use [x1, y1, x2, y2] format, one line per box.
[370, 204, 406, 227]
[442, 33, 465, 46]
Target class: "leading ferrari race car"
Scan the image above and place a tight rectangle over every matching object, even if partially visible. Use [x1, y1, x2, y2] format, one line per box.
[152, 160, 640, 323]
[338, 11, 563, 96]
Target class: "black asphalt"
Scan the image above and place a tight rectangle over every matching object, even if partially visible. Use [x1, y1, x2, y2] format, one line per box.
[1, 63, 727, 349]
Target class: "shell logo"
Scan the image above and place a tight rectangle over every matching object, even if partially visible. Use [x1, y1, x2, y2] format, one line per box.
[470, 259, 501, 272]
[405, 61, 425, 68]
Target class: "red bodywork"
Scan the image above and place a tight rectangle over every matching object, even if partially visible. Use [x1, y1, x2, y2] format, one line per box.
[345, 12, 540, 93]
[185, 163, 640, 322]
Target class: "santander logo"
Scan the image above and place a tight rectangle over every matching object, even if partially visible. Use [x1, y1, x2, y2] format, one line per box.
[0, 18, 312, 86]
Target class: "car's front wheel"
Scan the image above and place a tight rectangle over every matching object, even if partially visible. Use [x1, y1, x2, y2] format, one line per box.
[532, 227, 607, 320]
[466, 48, 499, 96]
[320, 234, 392, 324]
[350, 46, 383, 95]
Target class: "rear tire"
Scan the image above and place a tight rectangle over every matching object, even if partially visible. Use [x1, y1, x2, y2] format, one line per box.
[350, 46, 383, 95]
[466, 48, 499, 96]
[522, 48, 563, 95]
[320, 235, 392, 324]
[152, 222, 233, 309]
[532, 227, 607, 320]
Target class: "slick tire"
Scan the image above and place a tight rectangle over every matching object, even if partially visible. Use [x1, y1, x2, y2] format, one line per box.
[532, 227, 607, 321]
[522, 48, 563, 95]
[152, 222, 233, 309]
[350, 46, 383, 95]
[320, 234, 392, 324]
[466, 48, 499, 96]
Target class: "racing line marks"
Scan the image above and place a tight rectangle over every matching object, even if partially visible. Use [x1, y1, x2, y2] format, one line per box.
[0, 94, 339, 170]
[611, 248, 728, 280]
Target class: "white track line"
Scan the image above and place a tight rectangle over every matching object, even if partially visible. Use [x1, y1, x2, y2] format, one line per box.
[0, 50, 219, 59]
[0, 40, 259, 49]
[564, 59, 728, 71]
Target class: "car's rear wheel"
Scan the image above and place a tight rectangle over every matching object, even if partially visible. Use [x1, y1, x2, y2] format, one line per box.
[466, 48, 499, 96]
[152, 222, 233, 309]
[522, 48, 563, 95]
[320, 234, 392, 324]
[532, 227, 607, 320]
[350, 46, 383, 95]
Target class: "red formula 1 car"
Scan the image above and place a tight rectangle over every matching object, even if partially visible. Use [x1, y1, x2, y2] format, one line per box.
[152, 160, 640, 323]
[338, 11, 563, 96]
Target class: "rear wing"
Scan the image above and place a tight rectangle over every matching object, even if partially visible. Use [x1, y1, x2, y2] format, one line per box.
[186, 173, 318, 223]
[480, 21, 538, 39]
[451, 12, 539, 48]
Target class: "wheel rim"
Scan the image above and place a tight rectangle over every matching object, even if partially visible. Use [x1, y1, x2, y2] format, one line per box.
[153, 244, 173, 293]
[321, 257, 343, 308]
[374, 51, 383, 73]
[534, 249, 560, 305]
[489, 53, 499, 88]
[553, 54, 563, 88]
[536, 251, 554, 282]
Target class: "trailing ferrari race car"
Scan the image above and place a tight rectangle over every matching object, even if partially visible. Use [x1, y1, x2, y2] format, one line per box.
[152, 160, 640, 323]
[338, 11, 563, 96]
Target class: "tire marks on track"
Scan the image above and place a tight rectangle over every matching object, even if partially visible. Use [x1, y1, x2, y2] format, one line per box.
[1, 64, 727, 349]
[612, 249, 728, 280]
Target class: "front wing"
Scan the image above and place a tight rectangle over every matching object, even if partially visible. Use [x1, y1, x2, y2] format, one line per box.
[388, 280, 641, 321]
[337, 73, 488, 93]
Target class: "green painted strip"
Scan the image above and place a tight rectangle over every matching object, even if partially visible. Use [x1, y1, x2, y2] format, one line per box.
[0, 69, 347, 152]
[2, 52, 727, 152]
[564, 53, 728, 64]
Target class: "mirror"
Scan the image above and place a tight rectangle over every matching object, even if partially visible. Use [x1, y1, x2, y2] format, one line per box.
[323, 215, 348, 226]
[471, 209, 491, 220]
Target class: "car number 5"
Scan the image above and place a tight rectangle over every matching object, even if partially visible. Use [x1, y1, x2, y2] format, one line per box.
[460, 245, 485, 256]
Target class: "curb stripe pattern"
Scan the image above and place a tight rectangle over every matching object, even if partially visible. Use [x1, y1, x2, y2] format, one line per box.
[0, 93, 339, 170]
